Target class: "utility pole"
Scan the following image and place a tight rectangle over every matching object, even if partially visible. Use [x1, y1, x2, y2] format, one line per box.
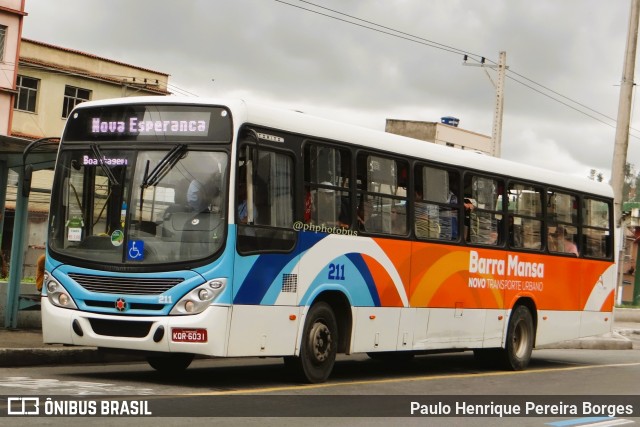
[611, 0, 640, 307]
[492, 51, 507, 158]
[612, 0, 640, 228]
[463, 51, 508, 157]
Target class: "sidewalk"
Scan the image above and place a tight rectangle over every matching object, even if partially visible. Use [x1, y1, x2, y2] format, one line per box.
[0, 328, 146, 367]
[0, 309, 638, 368]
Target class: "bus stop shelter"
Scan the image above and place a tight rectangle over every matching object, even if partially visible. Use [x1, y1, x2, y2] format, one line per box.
[0, 134, 58, 329]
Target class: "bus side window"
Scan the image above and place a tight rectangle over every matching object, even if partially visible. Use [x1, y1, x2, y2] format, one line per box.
[357, 153, 407, 235]
[237, 143, 296, 254]
[547, 191, 579, 256]
[582, 198, 610, 258]
[508, 182, 543, 251]
[304, 143, 352, 228]
[415, 165, 459, 241]
[464, 174, 504, 245]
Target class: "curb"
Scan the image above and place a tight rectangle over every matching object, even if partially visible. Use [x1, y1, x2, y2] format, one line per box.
[0, 348, 145, 368]
[537, 331, 633, 350]
[614, 308, 640, 323]
[0, 336, 635, 368]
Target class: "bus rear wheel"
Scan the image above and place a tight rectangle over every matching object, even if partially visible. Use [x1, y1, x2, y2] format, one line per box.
[284, 302, 338, 383]
[501, 305, 534, 370]
[147, 353, 194, 373]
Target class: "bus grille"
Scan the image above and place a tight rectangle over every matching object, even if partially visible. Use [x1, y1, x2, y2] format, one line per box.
[84, 300, 165, 311]
[89, 318, 152, 338]
[68, 273, 183, 295]
[282, 273, 297, 293]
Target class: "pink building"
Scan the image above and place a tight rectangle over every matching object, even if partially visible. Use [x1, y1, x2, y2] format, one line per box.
[0, 0, 26, 135]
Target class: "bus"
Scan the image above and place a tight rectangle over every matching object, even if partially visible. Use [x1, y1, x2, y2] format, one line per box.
[38, 96, 615, 383]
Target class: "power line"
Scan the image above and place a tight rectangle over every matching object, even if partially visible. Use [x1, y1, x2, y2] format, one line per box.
[275, 0, 637, 139]
[508, 69, 617, 124]
[505, 74, 617, 129]
[273, 0, 480, 59]
[291, 0, 481, 60]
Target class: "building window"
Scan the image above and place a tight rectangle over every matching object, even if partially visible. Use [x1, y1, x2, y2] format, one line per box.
[62, 85, 91, 118]
[0, 25, 6, 61]
[14, 75, 39, 112]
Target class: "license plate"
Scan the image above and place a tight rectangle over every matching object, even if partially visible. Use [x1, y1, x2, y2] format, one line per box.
[171, 328, 208, 343]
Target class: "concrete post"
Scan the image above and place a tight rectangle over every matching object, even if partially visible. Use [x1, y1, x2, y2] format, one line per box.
[612, 0, 640, 227]
[491, 51, 507, 158]
[4, 169, 29, 329]
[634, 237, 640, 305]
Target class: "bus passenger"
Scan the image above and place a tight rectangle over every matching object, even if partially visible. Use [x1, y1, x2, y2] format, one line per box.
[304, 185, 313, 223]
[463, 197, 476, 241]
[551, 226, 578, 256]
[187, 174, 220, 213]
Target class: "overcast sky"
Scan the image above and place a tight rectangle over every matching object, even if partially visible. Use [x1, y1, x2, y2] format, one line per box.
[20, 0, 640, 180]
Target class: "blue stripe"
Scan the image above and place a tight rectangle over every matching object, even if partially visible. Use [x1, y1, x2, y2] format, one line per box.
[233, 231, 327, 304]
[546, 417, 617, 426]
[233, 253, 294, 304]
[346, 253, 380, 306]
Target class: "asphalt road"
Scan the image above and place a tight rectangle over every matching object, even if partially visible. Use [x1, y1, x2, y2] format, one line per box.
[0, 347, 638, 426]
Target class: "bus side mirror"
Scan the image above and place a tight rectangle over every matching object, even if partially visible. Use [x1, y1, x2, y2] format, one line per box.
[22, 164, 33, 198]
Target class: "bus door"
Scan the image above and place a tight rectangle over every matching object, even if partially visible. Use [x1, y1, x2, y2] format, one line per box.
[229, 143, 300, 356]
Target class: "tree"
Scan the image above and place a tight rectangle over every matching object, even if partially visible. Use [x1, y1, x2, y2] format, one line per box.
[592, 164, 636, 200]
[588, 169, 604, 182]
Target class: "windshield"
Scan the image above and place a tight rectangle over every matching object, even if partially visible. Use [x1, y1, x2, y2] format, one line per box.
[49, 146, 228, 267]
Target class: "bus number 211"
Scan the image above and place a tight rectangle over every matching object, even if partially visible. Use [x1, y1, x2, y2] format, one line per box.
[328, 263, 346, 281]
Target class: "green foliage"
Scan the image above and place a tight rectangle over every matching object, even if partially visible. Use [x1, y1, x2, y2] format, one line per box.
[617, 302, 640, 308]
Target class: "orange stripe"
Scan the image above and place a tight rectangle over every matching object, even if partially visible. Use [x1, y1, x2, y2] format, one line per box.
[370, 238, 613, 311]
[360, 254, 403, 307]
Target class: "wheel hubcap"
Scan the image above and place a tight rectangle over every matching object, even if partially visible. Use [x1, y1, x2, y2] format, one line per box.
[309, 321, 332, 363]
[513, 321, 529, 358]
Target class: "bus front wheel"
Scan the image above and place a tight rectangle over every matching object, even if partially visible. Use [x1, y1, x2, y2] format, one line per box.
[501, 305, 534, 371]
[284, 302, 338, 383]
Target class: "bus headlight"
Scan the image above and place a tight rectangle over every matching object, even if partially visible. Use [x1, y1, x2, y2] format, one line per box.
[46, 277, 78, 310]
[170, 278, 226, 315]
[198, 289, 210, 301]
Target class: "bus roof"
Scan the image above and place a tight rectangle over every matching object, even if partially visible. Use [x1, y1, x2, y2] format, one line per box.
[73, 96, 613, 198]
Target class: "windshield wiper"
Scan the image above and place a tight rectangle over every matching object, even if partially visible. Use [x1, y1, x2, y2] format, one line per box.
[141, 144, 187, 189]
[91, 144, 119, 186]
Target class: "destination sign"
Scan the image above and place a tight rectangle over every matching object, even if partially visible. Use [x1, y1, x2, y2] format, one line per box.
[63, 105, 232, 143]
[91, 112, 210, 137]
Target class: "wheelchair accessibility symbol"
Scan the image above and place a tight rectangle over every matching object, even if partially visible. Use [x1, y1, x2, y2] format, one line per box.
[127, 240, 144, 261]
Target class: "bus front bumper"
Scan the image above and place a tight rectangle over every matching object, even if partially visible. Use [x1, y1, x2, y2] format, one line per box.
[41, 298, 231, 357]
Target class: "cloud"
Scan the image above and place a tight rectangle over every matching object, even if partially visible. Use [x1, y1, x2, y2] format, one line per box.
[21, 0, 636, 180]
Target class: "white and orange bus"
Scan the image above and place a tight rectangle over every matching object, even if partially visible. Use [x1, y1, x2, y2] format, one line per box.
[40, 97, 614, 383]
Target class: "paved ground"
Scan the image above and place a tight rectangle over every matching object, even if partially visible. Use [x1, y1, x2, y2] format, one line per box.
[0, 309, 638, 367]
